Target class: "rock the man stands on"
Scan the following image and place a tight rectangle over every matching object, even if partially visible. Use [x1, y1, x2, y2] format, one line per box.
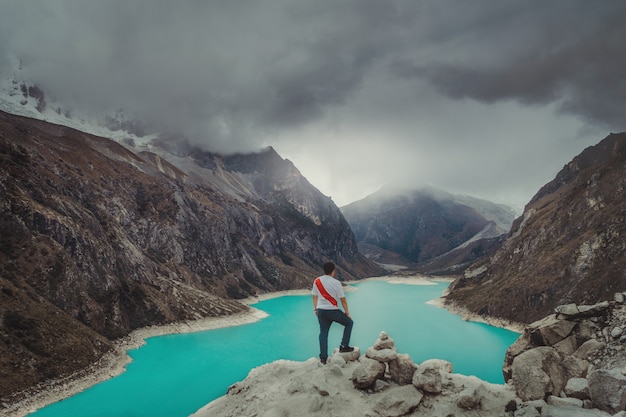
[312, 262, 354, 364]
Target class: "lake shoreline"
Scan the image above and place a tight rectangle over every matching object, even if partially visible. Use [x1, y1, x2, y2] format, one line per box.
[5, 274, 522, 417]
[353, 274, 524, 333]
[426, 286, 525, 334]
[3, 308, 269, 417]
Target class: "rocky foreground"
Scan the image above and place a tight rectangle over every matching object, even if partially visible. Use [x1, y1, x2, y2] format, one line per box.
[192, 293, 626, 417]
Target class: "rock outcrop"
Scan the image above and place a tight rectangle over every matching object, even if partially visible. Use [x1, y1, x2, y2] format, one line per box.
[447, 133, 626, 324]
[505, 293, 626, 415]
[192, 331, 519, 417]
[192, 295, 626, 417]
[341, 185, 515, 268]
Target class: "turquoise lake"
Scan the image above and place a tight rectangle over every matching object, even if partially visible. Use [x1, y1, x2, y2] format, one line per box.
[29, 280, 520, 417]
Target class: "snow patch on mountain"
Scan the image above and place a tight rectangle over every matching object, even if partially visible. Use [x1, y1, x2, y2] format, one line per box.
[0, 56, 157, 149]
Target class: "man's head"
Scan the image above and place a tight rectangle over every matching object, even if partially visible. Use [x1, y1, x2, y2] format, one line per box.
[323, 262, 335, 275]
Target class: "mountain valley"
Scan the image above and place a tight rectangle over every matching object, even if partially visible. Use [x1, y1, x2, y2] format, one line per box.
[341, 186, 516, 274]
[0, 109, 383, 400]
[446, 133, 626, 324]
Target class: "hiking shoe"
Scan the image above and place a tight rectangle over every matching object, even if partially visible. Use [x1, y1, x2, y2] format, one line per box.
[339, 346, 354, 353]
[320, 358, 327, 365]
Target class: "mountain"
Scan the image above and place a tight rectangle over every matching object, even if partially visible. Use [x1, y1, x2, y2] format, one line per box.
[446, 133, 626, 324]
[0, 110, 384, 400]
[341, 186, 516, 271]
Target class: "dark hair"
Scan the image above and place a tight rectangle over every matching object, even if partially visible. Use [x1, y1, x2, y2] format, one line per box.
[323, 262, 335, 275]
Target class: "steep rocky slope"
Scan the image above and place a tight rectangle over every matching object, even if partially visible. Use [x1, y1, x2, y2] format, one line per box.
[341, 186, 515, 268]
[0, 110, 383, 400]
[447, 133, 626, 324]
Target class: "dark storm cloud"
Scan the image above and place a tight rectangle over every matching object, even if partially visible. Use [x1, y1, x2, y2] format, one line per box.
[1, 0, 411, 150]
[391, 1, 626, 129]
[1, 0, 624, 207]
[3, 0, 623, 141]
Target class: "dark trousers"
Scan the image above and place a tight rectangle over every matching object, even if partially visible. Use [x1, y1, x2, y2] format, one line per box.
[317, 309, 353, 360]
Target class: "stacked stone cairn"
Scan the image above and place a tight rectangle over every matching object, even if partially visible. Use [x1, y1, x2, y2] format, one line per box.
[330, 331, 518, 416]
[504, 292, 626, 416]
[326, 292, 626, 417]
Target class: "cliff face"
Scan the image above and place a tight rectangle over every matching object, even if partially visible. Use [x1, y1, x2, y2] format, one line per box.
[446, 133, 626, 324]
[0, 110, 383, 399]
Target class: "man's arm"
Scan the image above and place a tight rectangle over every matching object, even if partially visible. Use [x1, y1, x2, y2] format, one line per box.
[340, 297, 350, 317]
[312, 295, 318, 315]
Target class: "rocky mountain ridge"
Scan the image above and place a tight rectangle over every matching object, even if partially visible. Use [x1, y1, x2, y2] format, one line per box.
[341, 185, 516, 271]
[446, 133, 626, 324]
[0, 109, 383, 402]
[192, 294, 626, 416]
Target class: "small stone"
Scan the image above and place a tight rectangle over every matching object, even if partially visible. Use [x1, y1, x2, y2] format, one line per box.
[457, 386, 479, 409]
[546, 395, 583, 408]
[554, 304, 579, 316]
[514, 405, 541, 417]
[419, 358, 453, 373]
[373, 332, 395, 350]
[564, 377, 590, 400]
[373, 385, 423, 417]
[373, 379, 390, 392]
[374, 338, 395, 350]
[366, 347, 397, 362]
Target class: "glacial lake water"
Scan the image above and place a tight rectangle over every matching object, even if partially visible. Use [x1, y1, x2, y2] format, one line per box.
[29, 280, 520, 417]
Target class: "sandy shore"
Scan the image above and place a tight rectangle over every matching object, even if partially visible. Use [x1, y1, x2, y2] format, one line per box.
[426, 296, 524, 334]
[353, 274, 454, 286]
[5, 274, 522, 417]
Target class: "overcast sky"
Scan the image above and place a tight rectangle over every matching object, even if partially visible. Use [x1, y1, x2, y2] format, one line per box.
[2, 1, 625, 211]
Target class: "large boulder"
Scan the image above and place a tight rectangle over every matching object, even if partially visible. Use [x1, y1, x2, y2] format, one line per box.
[388, 353, 418, 385]
[366, 347, 397, 362]
[564, 377, 590, 400]
[372, 385, 423, 417]
[588, 368, 626, 414]
[539, 405, 612, 417]
[511, 347, 566, 401]
[351, 356, 386, 390]
[528, 315, 577, 346]
[419, 358, 454, 373]
[562, 356, 589, 380]
[412, 359, 452, 394]
[573, 339, 605, 360]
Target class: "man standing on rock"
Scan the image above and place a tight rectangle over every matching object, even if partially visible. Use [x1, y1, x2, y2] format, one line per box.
[312, 261, 354, 364]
